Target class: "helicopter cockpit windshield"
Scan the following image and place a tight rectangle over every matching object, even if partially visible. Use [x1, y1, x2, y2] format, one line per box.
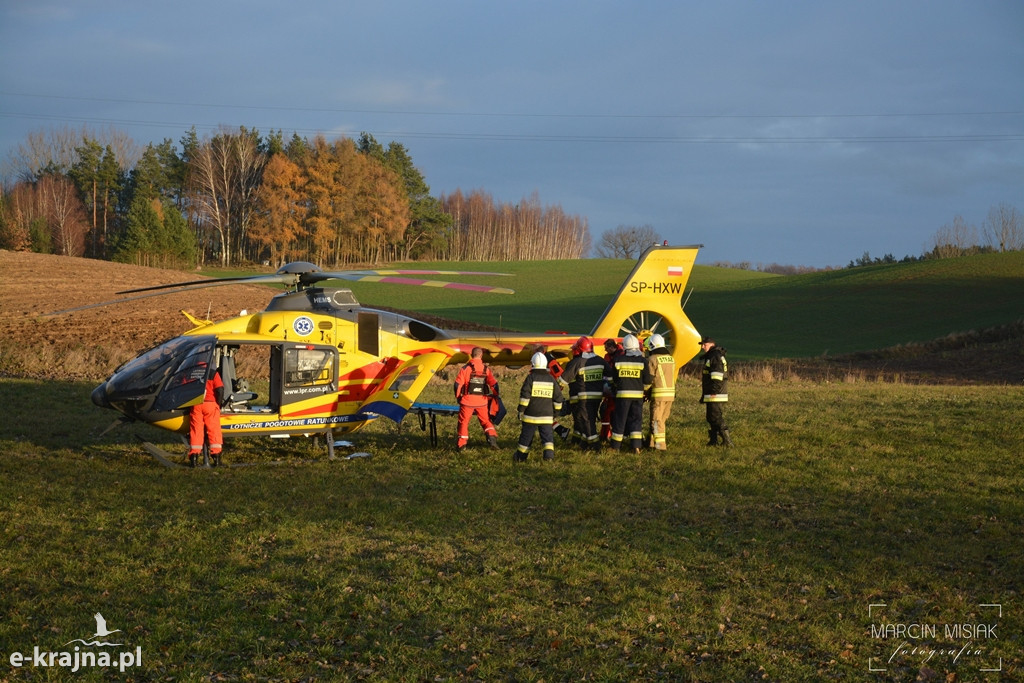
[93, 336, 216, 416]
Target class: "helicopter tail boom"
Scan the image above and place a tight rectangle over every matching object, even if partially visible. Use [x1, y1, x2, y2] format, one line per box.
[438, 244, 703, 370]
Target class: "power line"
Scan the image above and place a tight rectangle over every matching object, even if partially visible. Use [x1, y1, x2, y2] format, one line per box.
[1, 110, 1022, 145]
[2, 91, 1023, 121]
[1, 90, 1022, 148]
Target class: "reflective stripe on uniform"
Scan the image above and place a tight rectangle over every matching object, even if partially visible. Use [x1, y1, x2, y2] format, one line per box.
[616, 390, 646, 399]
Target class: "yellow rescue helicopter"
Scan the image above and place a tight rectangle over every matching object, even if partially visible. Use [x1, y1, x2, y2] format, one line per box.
[84, 244, 703, 464]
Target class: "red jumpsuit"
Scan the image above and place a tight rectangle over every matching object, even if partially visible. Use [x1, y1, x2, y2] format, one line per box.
[189, 372, 224, 458]
[599, 343, 623, 440]
[454, 359, 499, 449]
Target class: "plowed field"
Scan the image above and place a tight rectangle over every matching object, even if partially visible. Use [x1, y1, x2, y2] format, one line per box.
[1, 250, 273, 351]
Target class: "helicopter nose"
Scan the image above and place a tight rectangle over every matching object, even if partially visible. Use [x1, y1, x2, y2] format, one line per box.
[91, 382, 110, 409]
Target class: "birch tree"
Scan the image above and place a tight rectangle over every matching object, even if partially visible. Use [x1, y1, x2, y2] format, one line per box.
[38, 174, 88, 256]
[983, 202, 1023, 252]
[186, 127, 266, 266]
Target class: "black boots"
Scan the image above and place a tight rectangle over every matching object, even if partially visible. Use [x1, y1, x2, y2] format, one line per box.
[707, 428, 733, 447]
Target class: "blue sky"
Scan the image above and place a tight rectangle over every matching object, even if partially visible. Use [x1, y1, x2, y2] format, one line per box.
[2, 0, 1022, 267]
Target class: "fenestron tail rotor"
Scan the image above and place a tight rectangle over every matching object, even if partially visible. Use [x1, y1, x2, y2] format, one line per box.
[618, 310, 674, 350]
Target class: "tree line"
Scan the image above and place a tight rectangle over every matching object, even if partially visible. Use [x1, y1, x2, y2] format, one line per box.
[845, 204, 1023, 268]
[699, 203, 1023, 273]
[0, 126, 590, 268]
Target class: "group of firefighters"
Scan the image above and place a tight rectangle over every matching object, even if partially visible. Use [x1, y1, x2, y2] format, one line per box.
[454, 334, 732, 462]
[185, 334, 731, 466]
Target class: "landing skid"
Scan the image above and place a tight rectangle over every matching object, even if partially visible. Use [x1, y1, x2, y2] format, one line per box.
[138, 431, 366, 469]
[140, 441, 189, 469]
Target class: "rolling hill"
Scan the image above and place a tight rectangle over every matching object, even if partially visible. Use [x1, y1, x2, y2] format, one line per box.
[345, 250, 1023, 360]
[2, 249, 1021, 383]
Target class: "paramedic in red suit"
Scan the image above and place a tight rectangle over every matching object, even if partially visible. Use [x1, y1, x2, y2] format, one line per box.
[188, 365, 225, 466]
[454, 347, 500, 451]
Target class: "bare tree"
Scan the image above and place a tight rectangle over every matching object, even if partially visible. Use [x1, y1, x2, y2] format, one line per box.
[2, 125, 139, 184]
[39, 174, 88, 256]
[595, 224, 662, 258]
[982, 202, 1023, 252]
[0, 183, 34, 250]
[439, 189, 589, 261]
[928, 215, 979, 259]
[4, 127, 80, 182]
[186, 127, 266, 266]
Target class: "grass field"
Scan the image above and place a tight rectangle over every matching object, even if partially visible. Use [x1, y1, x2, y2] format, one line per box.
[314, 251, 1024, 360]
[1, 377, 1021, 681]
[1, 252, 1022, 680]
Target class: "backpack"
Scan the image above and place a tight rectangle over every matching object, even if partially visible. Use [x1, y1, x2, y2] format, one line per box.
[466, 367, 493, 396]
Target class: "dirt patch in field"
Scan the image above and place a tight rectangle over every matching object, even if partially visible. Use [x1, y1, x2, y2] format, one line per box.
[1, 251, 273, 362]
[2, 250, 1021, 384]
[0, 250, 499, 380]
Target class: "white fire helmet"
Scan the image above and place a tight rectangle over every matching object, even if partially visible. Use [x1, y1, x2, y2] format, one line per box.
[646, 333, 665, 350]
[622, 334, 641, 351]
[531, 352, 548, 369]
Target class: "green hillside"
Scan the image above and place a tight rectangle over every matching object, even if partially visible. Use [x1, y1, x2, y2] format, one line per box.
[329, 251, 1024, 360]
[688, 251, 1024, 358]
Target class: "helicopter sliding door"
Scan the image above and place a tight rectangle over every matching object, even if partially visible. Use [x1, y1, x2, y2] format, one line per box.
[217, 344, 272, 412]
[279, 343, 338, 409]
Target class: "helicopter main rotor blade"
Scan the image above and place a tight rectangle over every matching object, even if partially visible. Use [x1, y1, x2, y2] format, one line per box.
[43, 278, 284, 317]
[304, 272, 514, 294]
[44, 262, 516, 317]
[119, 267, 512, 294]
[118, 273, 297, 295]
[344, 269, 513, 277]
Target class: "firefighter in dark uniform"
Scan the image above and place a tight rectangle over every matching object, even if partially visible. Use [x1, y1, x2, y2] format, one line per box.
[537, 345, 571, 440]
[454, 347, 500, 451]
[699, 337, 733, 446]
[560, 336, 612, 450]
[644, 333, 676, 450]
[609, 334, 652, 453]
[514, 352, 564, 461]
